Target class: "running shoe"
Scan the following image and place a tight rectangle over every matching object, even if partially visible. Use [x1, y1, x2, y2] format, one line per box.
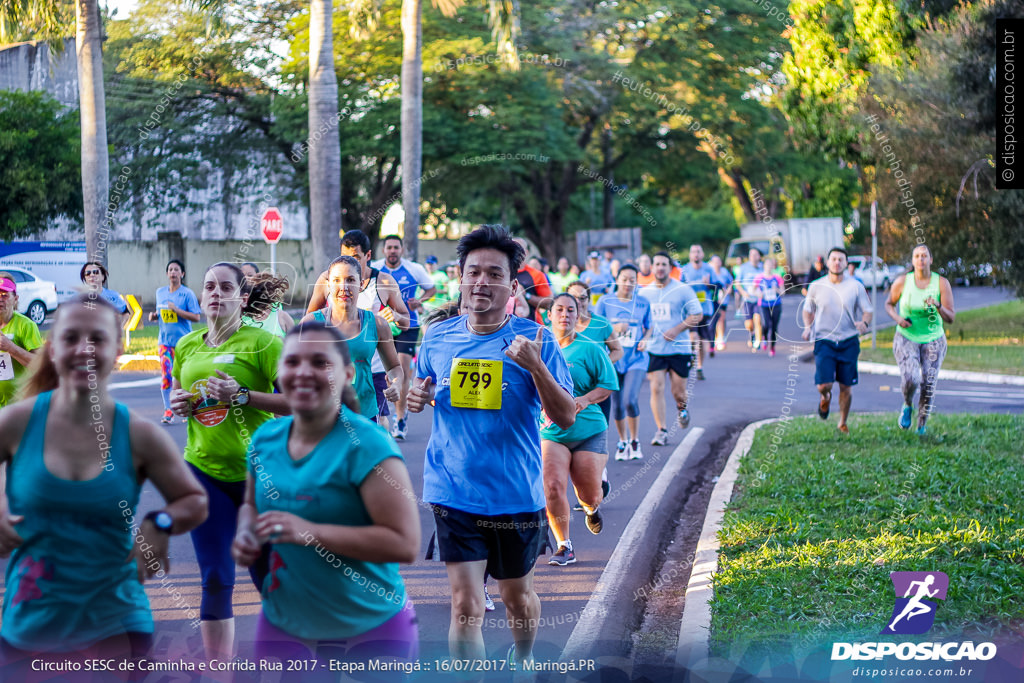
[548, 546, 576, 566]
[629, 440, 644, 460]
[708, 347, 715, 358]
[602, 468, 610, 498]
[615, 441, 629, 461]
[585, 508, 603, 535]
[696, 368, 705, 380]
[715, 340, 725, 351]
[161, 410, 174, 424]
[916, 425, 927, 436]
[818, 392, 831, 420]
[391, 418, 407, 441]
[761, 341, 768, 350]
[899, 405, 913, 430]
[651, 429, 669, 446]
[484, 584, 495, 612]
[769, 348, 776, 357]
[678, 408, 691, 430]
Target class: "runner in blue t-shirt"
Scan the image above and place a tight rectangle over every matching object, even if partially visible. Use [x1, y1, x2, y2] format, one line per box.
[595, 265, 652, 461]
[638, 252, 703, 446]
[734, 248, 765, 350]
[709, 255, 733, 351]
[371, 235, 436, 441]
[408, 225, 575, 669]
[679, 245, 720, 380]
[147, 259, 201, 424]
[580, 251, 615, 300]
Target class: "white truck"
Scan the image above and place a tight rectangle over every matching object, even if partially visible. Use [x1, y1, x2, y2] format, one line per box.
[725, 218, 845, 278]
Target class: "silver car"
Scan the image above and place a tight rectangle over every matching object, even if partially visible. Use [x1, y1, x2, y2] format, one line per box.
[1, 267, 59, 324]
[847, 256, 898, 290]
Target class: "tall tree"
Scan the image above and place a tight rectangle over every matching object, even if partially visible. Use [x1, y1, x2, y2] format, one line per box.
[307, 0, 341, 273]
[2, 0, 109, 262]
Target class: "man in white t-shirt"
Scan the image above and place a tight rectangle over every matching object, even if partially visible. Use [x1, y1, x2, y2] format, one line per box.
[802, 247, 873, 434]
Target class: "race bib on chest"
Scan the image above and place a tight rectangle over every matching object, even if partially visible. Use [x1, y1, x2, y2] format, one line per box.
[652, 303, 671, 322]
[0, 352, 13, 381]
[159, 308, 178, 323]
[618, 326, 639, 348]
[449, 358, 503, 410]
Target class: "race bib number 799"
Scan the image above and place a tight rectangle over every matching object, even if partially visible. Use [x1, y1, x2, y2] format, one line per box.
[449, 358, 503, 410]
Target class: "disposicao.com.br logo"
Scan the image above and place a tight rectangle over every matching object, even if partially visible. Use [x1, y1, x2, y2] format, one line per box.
[831, 571, 997, 662]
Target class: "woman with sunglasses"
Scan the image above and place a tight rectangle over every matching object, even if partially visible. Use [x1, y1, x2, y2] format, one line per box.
[80, 261, 130, 326]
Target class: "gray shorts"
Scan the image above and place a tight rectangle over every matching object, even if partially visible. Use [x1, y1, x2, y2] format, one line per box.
[554, 429, 608, 455]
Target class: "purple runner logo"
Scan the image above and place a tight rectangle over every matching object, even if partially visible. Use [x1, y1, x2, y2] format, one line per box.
[882, 571, 949, 635]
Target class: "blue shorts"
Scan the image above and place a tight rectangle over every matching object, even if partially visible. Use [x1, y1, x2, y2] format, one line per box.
[372, 372, 391, 418]
[814, 335, 860, 386]
[742, 301, 760, 320]
[548, 429, 608, 455]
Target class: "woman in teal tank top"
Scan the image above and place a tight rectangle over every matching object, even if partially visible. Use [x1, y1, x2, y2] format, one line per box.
[885, 245, 956, 435]
[301, 255, 403, 421]
[0, 294, 207, 665]
[232, 321, 420, 664]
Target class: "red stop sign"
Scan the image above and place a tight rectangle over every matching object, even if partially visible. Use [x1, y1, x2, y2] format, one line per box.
[261, 207, 284, 244]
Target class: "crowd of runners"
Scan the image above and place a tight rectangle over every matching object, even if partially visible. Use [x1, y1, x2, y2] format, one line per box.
[0, 226, 956, 673]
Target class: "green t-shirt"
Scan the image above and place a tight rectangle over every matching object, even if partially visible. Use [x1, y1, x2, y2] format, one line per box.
[0, 313, 43, 407]
[172, 325, 283, 482]
[549, 272, 575, 294]
[540, 338, 618, 443]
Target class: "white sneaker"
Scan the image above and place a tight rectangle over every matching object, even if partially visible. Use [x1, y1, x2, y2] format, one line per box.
[651, 429, 669, 446]
[629, 440, 644, 460]
[615, 441, 628, 461]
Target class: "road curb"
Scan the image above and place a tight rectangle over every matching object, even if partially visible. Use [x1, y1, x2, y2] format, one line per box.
[116, 354, 161, 373]
[674, 418, 777, 673]
[560, 427, 705, 665]
[857, 361, 1024, 386]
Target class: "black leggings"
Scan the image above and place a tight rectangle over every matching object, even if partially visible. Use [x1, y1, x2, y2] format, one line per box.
[760, 303, 782, 349]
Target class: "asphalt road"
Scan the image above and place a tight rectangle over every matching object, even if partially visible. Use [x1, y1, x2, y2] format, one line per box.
[0, 285, 1019, 681]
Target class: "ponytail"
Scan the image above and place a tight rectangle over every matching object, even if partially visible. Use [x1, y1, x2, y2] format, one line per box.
[244, 272, 291, 319]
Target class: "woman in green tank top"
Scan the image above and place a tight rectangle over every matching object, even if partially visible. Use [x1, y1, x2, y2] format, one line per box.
[885, 245, 956, 435]
[301, 255, 403, 421]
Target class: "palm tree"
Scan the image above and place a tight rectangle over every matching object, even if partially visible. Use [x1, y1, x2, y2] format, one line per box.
[308, 0, 341, 275]
[397, 0, 519, 261]
[2, 0, 108, 264]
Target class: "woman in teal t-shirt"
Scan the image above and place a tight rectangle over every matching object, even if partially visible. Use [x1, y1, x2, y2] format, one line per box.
[232, 321, 421, 664]
[0, 293, 206, 666]
[301, 255, 402, 421]
[169, 261, 288, 661]
[541, 293, 619, 567]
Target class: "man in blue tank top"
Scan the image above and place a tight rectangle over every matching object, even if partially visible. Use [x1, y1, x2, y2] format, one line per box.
[372, 235, 436, 440]
[408, 225, 575, 669]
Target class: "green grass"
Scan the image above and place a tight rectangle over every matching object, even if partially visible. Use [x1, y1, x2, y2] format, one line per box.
[124, 322, 206, 356]
[861, 300, 1023, 375]
[710, 415, 1024, 658]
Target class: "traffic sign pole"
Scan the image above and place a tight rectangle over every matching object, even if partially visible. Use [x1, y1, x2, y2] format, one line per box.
[260, 207, 284, 275]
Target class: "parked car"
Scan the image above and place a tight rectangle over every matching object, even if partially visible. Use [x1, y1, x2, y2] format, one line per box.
[847, 256, 897, 290]
[0, 266, 59, 324]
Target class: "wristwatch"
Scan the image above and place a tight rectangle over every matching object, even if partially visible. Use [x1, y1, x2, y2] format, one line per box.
[144, 510, 173, 534]
[232, 387, 250, 406]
